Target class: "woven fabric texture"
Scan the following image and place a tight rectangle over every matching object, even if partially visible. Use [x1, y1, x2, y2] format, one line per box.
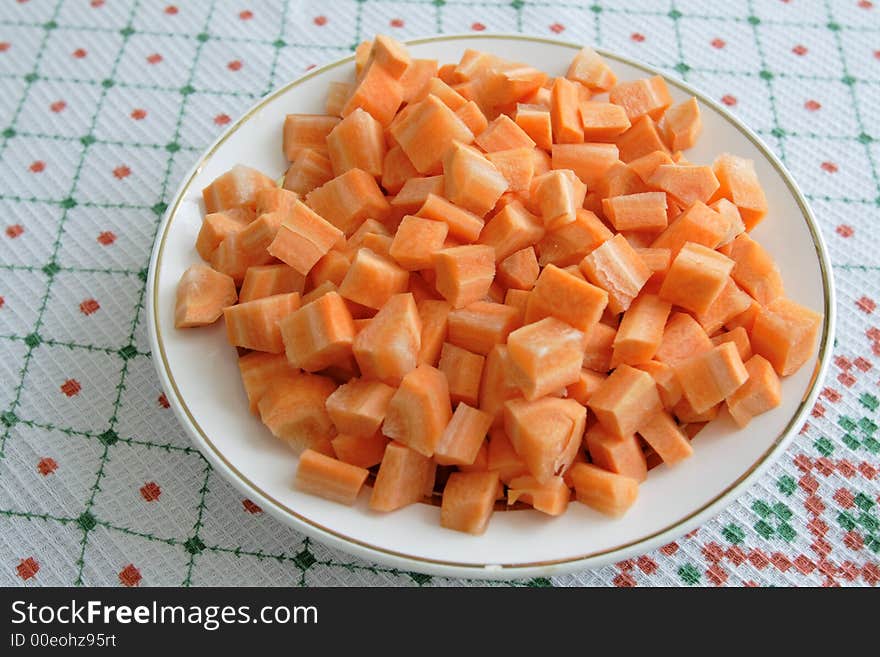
[0, 0, 878, 587]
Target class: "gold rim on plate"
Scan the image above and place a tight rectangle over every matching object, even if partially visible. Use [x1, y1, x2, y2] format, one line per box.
[148, 34, 835, 575]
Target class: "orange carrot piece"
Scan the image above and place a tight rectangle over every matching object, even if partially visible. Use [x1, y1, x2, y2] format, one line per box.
[649, 200, 726, 256]
[352, 292, 421, 383]
[614, 115, 668, 164]
[223, 292, 300, 353]
[202, 164, 277, 215]
[710, 154, 768, 230]
[369, 34, 411, 79]
[504, 397, 586, 484]
[530, 169, 586, 231]
[445, 302, 519, 360]
[432, 244, 496, 308]
[497, 247, 540, 290]
[672, 396, 720, 423]
[609, 75, 672, 121]
[390, 176, 445, 215]
[654, 312, 713, 367]
[550, 76, 584, 144]
[454, 100, 489, 136]
[443, 141, 509, 217]
[634, 359, 682, 408]
[370, 442, 436, 511]
[417, 299, 451, 366]
[567, 47, 617, 92]
[536, 208, 611, 267]
[486, 427, 528, 482]
[479, 345, 523, 427]
[210, 232, 251, 284]
[711, 326, 753, 362]
[750, 297, 822, 376]
[258, 372, 336, 451]
[726, 354, 782, 427]
[326, 107, 386, 178]
[728, 233, 784, 305]
[710, 198, 746, 246]
[267, 201, 344, 276]
[585, 423, 648, 483]
[343, 60, 403, 126]
[601, 193, 668, 237]
[283, 148, 334, 196]
[383, 364, 452, 456]
[359, 233, 393, 259]
[582, 322, 616, 372]
[637, 410, 693, 465]
[457, 440, 489, 473]
[331, 431, 389, 469]
[504, 288, 529, 325]
[279, 291, 355, 371]
[399, 58, 439, 104]
[390, 94, 474, 174]
[477, 200, 544, 262]
[434, 403, 493, 466]
[649, 164, 720, 207]
[514, 103, 553, 150]
[255, 187, 299, 217]
[627, 149, 674, 183]
[611, 293, 672, 367]
[306, 168, 391, 237]
[635, 247, 671, 280]
[415, 77, 468, 109]
[381, 145, 419, 195]
[440, 471, 499, 534]
[507, 475, 570, 516]
[485, 146, 535, 193]
[325, 81, 351, 117]
[308, 250, 351, 289]
[282, 114, 340, 160]
[240, 264, 305, 304]
[475, 114, 536, 151]
[662, 97, 702, 151]
[325, 378, 395, 438]
[389, 215, 449, 271]
[175, 264, 237, 328]
[294, 449, 368, 505]
[338, 247, 409, 310]
[579, 233, 651, 314]
[438, 342, 485, 407]
[525, 264, 608, 333]
[550, 142, 620, 188]
[238, 352, 298, 415]
[570, 462, 638, 517]
[695, 277, 754, 335]
[416, 193, 485, 242]
[566, 368, 607, 405]
[196, 210, 252, 261]
[588, 364, 662, 437]
[507, 317, 585, 401]
[579, 101, 631, 141]
[676, 341, 748, 414]
[659, 242, 734, 315]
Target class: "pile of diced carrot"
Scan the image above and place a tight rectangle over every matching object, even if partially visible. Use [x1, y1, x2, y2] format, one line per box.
[175, 35, 822, 535]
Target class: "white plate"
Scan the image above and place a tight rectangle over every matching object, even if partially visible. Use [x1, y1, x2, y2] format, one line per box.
[147, 35, 835, 580]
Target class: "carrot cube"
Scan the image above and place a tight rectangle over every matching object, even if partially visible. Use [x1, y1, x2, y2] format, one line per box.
[602, 191, 668, 232]
[325, 81, 350, 116]
[570, 462, 638, 517]
[196, 209, 251, 261]
[223, 292, 300, 353]
[324, 380, 395, 441]
[477, 200, 544, 262]
[306, 168, 391, 237]
[432, 244, 496, 308]
[352, 293, 421, 384]
[447, 301, 520, 355]
[279, 291, 355, 371]
[614, 116, 668, 163]
[675, 341, 748, 414]
[416, 193, 484, 242]
[514, 103, 553, 150]
[550, 142, 620, 189]
[390, 94, 474, 174]
[487, 427, 529, 482]
[504, 397, 586, 484]
[611, 293, 672, 367]
[726, 354, 782, 427]
[635, 247, 671, 280]
[609, 75, 672, 121]
[434, 403, 493, 466]
[257, 372, 336, 451]
[550, 76, 584, 144]
[416, 77, 468, 109]
[479, 345, 523, 427]
[399, 58, 439, 104]
[628, 149, 674, 183]
[507, 476, 570, 516]
[475, 114, 536, 151]
[525, 264, 608, 333]
[343, 60, 403, 126]
[711, 198, 746, 246]
[390, 175, 445, 214]
[566, 46, 617, 92]
[370, 442, 436, 512]
[416, 299, 451, 366]
[283, 148, 333, 196]
[338, 247, 409, 310]
[438, 342, 485, 406]
[210, 232, 251, 284]
[389, 215, 448, 271]
[649, 164, 720, 207]
[240, 264, 305, 304]
[695, 277, 753, 335]
[369, 34, 411, 79]
[504, 288, 529, 325]
[654, 312, 713, 366]
[588, 364, 662, 437]
[580, 233, 652, 314]
[530, 169, 586, 231]
[443, 141, 509, 217]
[255, 187, 299, 217]
[660, 242, 734, 315]
[485, 147, 535, 193]
[308, 250, 351, 289]
[662, 97, 702, 151]
[282, 114, 339, 160]
[202, 164, 280, 214]
[326, 107, 386, 179]
[267, 201, 344, 276]
[440, 471, 499, 534]
[750, 297, 822, 376]
[497, 247, 539, 290]
[175, 264, 237, 328]
[712, 326, 753, 362]
[381, 145, 419, 195]
[577, 101, 629, 141]
[585, 423, 648, 483]
[728, 233, 784, 305]
[238, 352, 297, 415]
[583, 322, 617, 372]
[634, 359, 682, 408]
[507, 317, 585, 400]
[331, 431, 389, 469]
[294, 449, 369, 505]
[537, 208, 612, 267]
[637, 411, 693, 465]
[649, 201, 726, 257]
[383, 364, 452, 456]
[711, 154, 768, 230]
[566, 368, 607, 405]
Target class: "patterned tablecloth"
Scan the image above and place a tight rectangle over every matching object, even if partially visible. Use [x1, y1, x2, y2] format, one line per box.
[0, 0, 878, 588]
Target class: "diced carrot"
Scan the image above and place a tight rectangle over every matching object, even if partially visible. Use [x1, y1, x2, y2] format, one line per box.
[454, 100, 489, 136]
[710, 198, 746, 246]
[580, 233, 651, 314]
[338, 248, 409, 310]
[507, 317, 585, 401]
[175, 264, 237, 328]
[399, 58, 439, 104]
[635, 247, 671, 280]
[710, 154, 768, 230]
[728, 233, 784, 305]
[661, 97, 702, 151]
[503, 288, 529, 325]
[580, 101, 631, 141]
[550, 142, 620, 188]
[282, 114, 340, 160]
[672, 396, 719, 424]
[267, 200, 344, 276]
[325, 81, 351, 117]
[609, 75, 672, 121]
[659, 242, 734, 315]
[210, 232, 251, 284]
[383, 364, 452, 456]
[726, 354, 782, 427]
[750, 297, 822, 376]
[637, 410, 692, 466]
[352, 292, 421, 383]
[432, 244, 496, 308]
[283, 148, 333, 196]
[326, 107, 386, 179]
[223, 292, 300, 353]
[447, 301, 520, 355]
[388, 215, 449, 272]
[525, 264, 608, 333]
[566, 47, 617, 92]
[354, 40, 373, 76]
[370, 441, 436, 511]
[325, 379, 395, 439]
[485, 147, 535, 193]
[566, 368, 607, 404]
[584, 423, 648, 483]
[238, 352, 297, 415]
[368, 34, 411, 79]
[294, 449, 368, 505]
[649, 201, 726, 256]
[593, 164, 649, 200]
[416, 193, 484, 242]
[390, 177, 445, 216]
[654, 312, 713, 366]
[484, 427, 527, 482]
[497, 247, 539, 290]
[416, 77, 468, 109]
[549, 76, 584, 144]
[343, 59, 403, 126]
[443, 141, 509, 217]
[390, 94, 474, 174]
[695, 277, 753, 335]
[582, 322, 617, 372]
[507, 475, 570, 516]
[588, 364, 662, 437]
[602, 191, 668, 232]
[416, 299, 451, 366]
[530, 169, 586, 231]
[570, 462, 638, 517]
[440, 471, 499, 534]
[611, 293, 672, 367]
[458, 440, 489, 473]
[255, 187, 299, 217]
[306, 168, 391, 236]
[434, 403, 493, 466]
[439, 341, 485, 406]
[504, 397, 585, 484]
[514, 103, 552, 150]
[614, 115, 668, 163]
[381, 145, 419, 195]
[479, 345, 523, 427]
[537, 208, 612, 267]
[649, 164, 720, 207]
[308, 250, 351, 289]
[360, 233, 393, 259]
[627, 149, 674, 183]
[331, 431, 389, 469]
[477, 200, 544, 262]
[196, 210, 252, 261]
[258, 371, 337, 451]
[475, 114, 536, 151]
[202, 164, 277, 215]
[633, 359, 682, 408]
[675, 341, 748, 414]
[240, 264, 305, 304]
[235, 210, 282, 263]
[279, 291, 355, 371]
[711, 326, 753, 362]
